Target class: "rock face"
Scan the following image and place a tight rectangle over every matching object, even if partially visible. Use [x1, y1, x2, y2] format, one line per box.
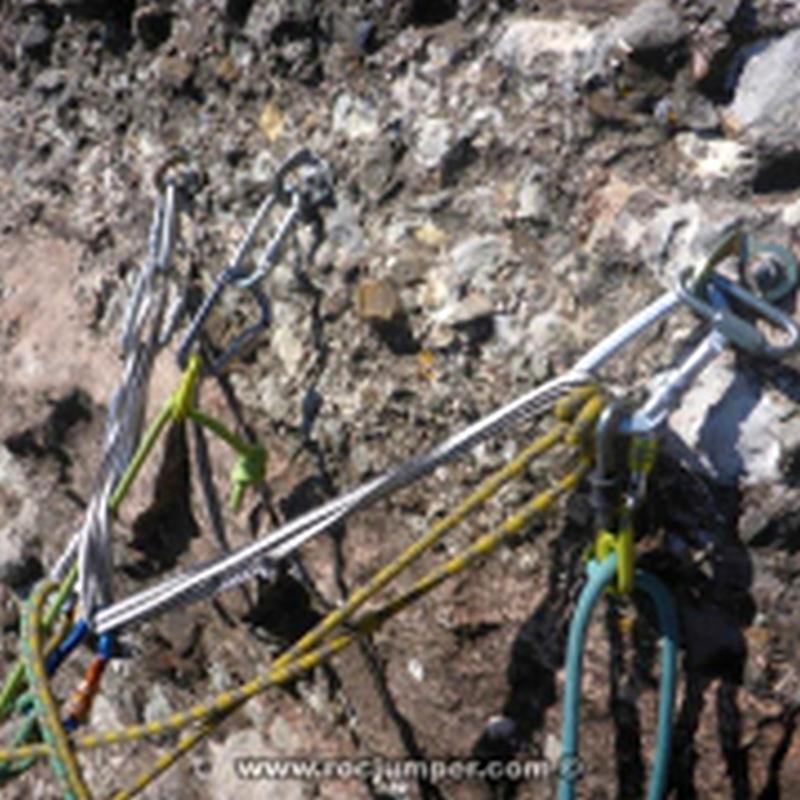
[2, 1, 800, 799]
[725, 28, 800, 169]
[613, 0, 686, 52]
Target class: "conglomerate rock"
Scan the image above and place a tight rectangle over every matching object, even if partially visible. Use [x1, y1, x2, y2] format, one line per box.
[1, 1, 800, 798]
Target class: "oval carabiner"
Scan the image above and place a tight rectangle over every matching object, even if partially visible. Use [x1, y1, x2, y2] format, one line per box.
[713, 273, 800, 358]
[229, 149, 334, 291]
[674, 266, 800, 358]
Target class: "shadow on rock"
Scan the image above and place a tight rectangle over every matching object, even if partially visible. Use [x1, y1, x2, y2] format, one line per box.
[126, 421, 199, 576]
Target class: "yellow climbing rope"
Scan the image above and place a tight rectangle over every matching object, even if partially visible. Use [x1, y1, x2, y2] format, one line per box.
[20, 581, 91, 800]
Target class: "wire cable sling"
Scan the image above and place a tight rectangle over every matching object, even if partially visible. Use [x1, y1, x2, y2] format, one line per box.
[96, 226, 800, 636]
[91, 373, 592, 635]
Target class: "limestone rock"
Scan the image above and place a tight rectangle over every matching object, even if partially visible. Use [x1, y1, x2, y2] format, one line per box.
[725, 29, 800, 167]
[495, 18, 593, 74]
[612, 0, 687, 53]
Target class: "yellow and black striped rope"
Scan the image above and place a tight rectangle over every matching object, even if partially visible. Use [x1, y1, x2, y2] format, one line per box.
[0, 386, 603, 800]
[109, 415, 596, 799]
[19, 581, 90, 800]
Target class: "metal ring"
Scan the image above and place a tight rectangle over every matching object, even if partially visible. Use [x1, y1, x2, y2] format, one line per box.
[153, 149, 190, 192]
[740, 236, 799, 303]
[272, 148, 324, 203]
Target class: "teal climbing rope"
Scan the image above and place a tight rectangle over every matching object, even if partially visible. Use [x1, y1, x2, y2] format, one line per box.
[558, 551, 678, 800]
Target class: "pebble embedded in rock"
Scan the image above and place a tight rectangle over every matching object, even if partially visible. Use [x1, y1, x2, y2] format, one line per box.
[32, 68, 67, 96]
[258, 372, 294, 421]
[414, 221, 449, 249]
[215, 55, 241, 85]
[438, 291, 494, 327]
[782, 197, 800, 227]
[143, 683, 173, 724]
[407, 657, 425, 682]
[484, 714, 517, 743]
[356, 277, 403, 323]
[326, 195, 366, 266]
[271, 326, 306, 376]
[515, 166, 549, 222]
[157, 55, 195, 92]
[527, 310, 575, 380]
[359, 128, 404, 199]
[612, 0, 687, 54]
[675, 132, 753, 183]
[421, 270, 450, 310]
[413, 116, 454, 171]
[332, 92, 380, 140]
[258, 102, 285, 143]
[19, 21, 53, 63]
[495, 18, 592, 75]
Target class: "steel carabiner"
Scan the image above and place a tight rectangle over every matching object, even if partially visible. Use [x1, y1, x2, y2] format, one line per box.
[176, 148, 334, 369]
[231, 148, 334, 291]
[675, 266, 800, 359]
